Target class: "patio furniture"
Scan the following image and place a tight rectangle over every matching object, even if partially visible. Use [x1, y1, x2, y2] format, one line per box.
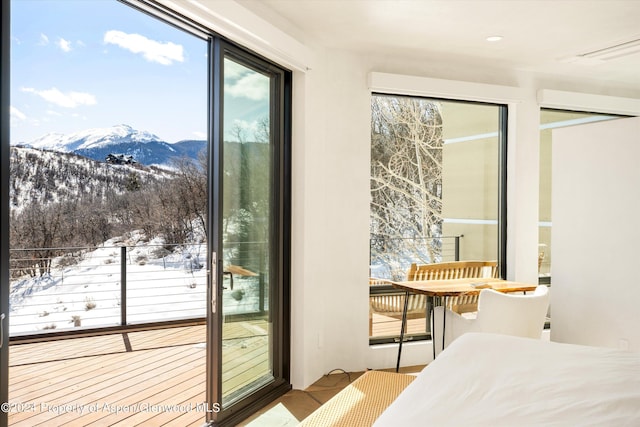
[391, 278, 538, 369]
[407, 260, 498, 314]
[369, 277, 427, 336]
[369, 260, 499, 337]
[432, 285, 549, 356]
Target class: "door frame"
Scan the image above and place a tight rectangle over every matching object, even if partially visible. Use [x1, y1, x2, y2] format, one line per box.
[206, 38, 292, 427]
[1, 0, 11, 425]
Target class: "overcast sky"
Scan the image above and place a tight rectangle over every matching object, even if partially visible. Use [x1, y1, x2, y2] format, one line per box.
[10, 0, 270, 144]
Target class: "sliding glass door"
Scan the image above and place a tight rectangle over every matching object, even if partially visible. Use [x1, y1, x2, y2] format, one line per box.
[206, 42, 291, 426]
[1, 1, 291, 425]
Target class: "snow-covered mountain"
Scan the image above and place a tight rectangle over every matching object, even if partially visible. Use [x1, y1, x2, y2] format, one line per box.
[20, 124, 206, 167]
[26, 124, 160, 151]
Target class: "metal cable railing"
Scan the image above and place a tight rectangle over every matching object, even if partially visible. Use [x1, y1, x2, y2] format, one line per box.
[9, 241, 267, 337]
[369, 235, 462, 281]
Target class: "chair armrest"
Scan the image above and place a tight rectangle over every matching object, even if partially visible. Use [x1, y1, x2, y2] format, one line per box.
[432, 306, 477, 356]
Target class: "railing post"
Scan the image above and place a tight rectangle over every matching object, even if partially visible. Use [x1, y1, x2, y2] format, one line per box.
[454, 236, 461, 261]
[121, 246, 127, 326]
[259, 244, 266, 315]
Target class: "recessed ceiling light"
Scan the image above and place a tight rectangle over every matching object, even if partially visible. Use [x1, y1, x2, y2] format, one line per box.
[486, 36, 503, 42]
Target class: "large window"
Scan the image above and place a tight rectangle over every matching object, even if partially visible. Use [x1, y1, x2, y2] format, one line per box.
[369, 94, 506, 343]
[9, 0, 209, 332]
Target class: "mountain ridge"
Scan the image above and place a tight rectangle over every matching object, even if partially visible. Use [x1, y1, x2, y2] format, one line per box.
[19, 124, 207, 167]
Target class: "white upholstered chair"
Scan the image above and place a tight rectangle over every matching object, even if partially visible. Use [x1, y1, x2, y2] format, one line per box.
[432, 285, 550, 356]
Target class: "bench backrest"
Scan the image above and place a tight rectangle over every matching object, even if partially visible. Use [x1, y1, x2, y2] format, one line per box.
[407, 260, 498, 281]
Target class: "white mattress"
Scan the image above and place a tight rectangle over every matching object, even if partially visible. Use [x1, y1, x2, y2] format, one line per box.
[374, 333, 640, 426]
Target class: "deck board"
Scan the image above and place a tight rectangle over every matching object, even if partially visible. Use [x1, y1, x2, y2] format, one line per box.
[370, 313, 429, 338]
[8, 322, 269, 426]
[10, 333, 127, 364]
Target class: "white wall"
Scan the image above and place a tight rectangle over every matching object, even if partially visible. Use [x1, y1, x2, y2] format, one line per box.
[290, 57, 640, 387]
[551, 117, 640, 350]
[291, 60, 548, 386]
[290, 50, 372, 387]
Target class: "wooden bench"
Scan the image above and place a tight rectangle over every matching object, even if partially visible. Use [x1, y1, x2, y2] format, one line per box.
[369, 261, 499, 334]
[299, 370, 415, 426]
[407, 260, 498, 313]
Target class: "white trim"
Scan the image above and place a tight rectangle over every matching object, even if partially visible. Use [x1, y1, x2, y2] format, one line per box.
[156, 0, 311, 72]
[444, 131, 499, 144]
[579, 38, 640, 61]
[443, 218, 498, 225]
[540, 115, 617, 130]
[447, 116, 615, 144]
[368, 72, 526, 104]
[537, 89, 640, 116]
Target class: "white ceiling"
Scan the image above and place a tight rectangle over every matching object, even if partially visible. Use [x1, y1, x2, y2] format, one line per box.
[232, 0, 640, 95]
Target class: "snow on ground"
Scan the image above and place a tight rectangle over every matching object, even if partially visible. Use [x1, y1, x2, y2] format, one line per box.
[9, 232, 263, 335]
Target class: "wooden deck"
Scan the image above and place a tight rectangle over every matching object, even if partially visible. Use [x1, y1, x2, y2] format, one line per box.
[370, 313, 429, 339]
[7, 321, 269, 426]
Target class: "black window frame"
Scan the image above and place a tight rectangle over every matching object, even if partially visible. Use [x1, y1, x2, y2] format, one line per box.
[368, 93, 508, 345]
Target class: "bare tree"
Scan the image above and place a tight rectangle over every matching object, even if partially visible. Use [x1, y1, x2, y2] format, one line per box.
[125, 155, 208, 246]
[370, 95, 444, 279]
[170, 156, 208, 239]
[10, 202, 65, 276]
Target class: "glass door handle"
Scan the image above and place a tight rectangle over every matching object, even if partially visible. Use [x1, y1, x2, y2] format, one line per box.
[210, 253, 217, 314]
[0, 313, 5, 349]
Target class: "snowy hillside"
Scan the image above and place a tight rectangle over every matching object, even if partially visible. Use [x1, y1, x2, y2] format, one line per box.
[7, 130, 262, 337]
[9, 146, 170, 212]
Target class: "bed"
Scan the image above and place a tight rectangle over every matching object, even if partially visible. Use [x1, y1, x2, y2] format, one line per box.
[374, 333, 640, 426]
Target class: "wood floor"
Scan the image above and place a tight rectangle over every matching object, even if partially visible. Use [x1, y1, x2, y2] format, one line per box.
[8, 322, 268, 426]
[7, 315, 418, 426]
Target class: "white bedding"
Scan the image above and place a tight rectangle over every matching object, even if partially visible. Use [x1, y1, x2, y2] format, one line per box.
[374, 333, 640, 426]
